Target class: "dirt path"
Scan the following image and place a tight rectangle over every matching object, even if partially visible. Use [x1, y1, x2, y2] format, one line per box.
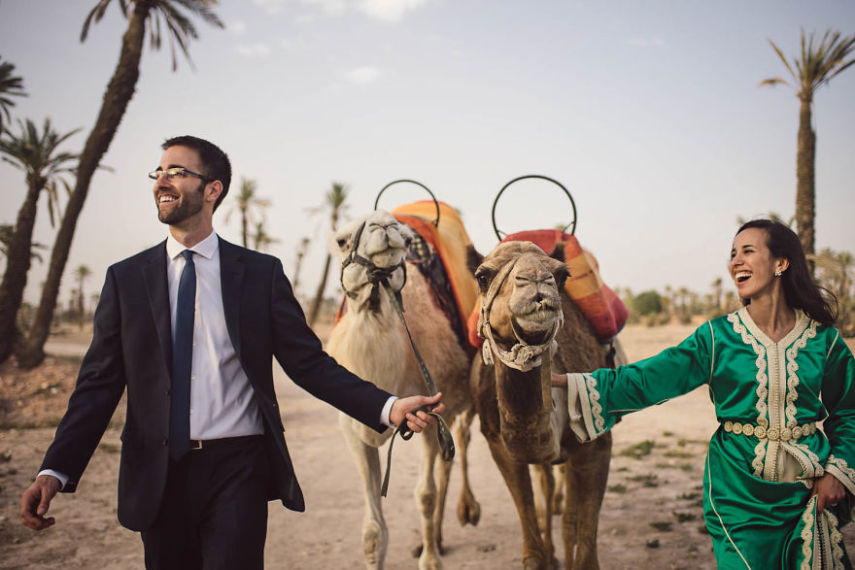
[1, 324, 853, 569]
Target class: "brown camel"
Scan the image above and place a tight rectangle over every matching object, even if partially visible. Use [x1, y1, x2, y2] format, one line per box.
[468, 240, 625, 569]
[326, 210, 480, 569]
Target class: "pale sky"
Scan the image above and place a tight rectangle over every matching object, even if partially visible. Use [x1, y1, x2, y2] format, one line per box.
[1, 0, 854, 309]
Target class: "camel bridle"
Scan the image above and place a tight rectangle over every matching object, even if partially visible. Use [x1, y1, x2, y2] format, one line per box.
[339, 221, 408, 312]
[338, 219, 455, 497]
[476, 257, 564, 372]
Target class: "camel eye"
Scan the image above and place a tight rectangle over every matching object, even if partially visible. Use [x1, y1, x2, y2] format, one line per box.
[337, 237, 347, 248]
[475, 271, 490, 292]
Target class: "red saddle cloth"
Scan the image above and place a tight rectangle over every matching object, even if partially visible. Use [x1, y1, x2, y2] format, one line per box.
[467, 229, 628, 347]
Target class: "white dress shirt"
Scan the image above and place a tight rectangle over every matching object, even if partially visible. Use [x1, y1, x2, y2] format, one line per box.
[166, 231, 264, 440]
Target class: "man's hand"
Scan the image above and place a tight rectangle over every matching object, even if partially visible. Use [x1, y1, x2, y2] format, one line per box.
[812, 472, 848, 513]
[20, 475, 62, 530]
[390, 393, 445, 433]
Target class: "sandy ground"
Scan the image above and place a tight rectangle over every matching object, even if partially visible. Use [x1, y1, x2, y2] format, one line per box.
[1, 323, 854, 569]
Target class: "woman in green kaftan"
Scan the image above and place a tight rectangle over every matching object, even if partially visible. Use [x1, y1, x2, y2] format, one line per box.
[554, 219, 854, 569]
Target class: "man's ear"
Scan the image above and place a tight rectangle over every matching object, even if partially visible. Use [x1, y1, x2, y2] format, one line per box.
[206, 181, 223, 205]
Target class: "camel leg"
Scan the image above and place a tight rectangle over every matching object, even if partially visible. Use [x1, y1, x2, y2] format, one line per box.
[563, 433, 611, 570]
[415, 424, 443, 570]
[340, 418, 388, 570]
[455, 405, 481, 527]
[532, 463, 556, 559]
[552, 464, 565, 515]
[485, 439, 556, 570]
[412, 447, 452, 559]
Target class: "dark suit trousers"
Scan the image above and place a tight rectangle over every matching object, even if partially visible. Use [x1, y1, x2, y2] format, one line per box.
[141, 436, 270, 570]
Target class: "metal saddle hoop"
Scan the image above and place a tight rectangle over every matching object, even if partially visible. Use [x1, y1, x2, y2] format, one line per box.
[374, 179, 441, 227]
[491, 174, 578, 240]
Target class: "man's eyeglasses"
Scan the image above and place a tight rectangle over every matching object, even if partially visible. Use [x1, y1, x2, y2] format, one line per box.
[148, 167, 212, 183]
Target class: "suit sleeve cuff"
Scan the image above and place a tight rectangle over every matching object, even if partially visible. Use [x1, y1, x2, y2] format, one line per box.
[381, 396, 397, 428]
[38, 469, 68, 490]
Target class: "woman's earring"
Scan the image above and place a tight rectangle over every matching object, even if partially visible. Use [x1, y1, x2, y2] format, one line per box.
[774, 269, 783, 277]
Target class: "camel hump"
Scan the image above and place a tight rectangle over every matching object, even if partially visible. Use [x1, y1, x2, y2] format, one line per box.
[391, 201, 480, 342]
[468, 229, 628, 346]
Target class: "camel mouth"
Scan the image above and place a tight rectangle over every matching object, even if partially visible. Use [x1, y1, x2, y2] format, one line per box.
[367, 247, 406, 269]
[510, 315, 554, 346]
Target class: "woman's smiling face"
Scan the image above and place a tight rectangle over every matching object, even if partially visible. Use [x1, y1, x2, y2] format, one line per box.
[729, 227, 787, 299]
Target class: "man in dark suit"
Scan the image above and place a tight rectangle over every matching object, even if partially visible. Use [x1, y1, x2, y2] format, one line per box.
[20, 135, 443, 569]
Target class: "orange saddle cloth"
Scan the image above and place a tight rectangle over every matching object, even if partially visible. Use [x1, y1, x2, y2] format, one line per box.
[391, 201, 479, 350]
[467, 229, 627, 347]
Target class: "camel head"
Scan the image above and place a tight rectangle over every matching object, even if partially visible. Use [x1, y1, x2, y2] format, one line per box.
[474, 241, 568, 370]
[333, 210, 414, 312]
[472, 240, 568, 463]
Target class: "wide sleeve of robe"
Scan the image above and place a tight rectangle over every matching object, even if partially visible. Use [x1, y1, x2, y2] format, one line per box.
[564, 321, 714, 442]
[821, 332, 855, 497]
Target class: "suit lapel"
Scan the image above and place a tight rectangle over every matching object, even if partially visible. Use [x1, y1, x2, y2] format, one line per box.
[218, 238, 245, 359]
[143, 241, 173, 376]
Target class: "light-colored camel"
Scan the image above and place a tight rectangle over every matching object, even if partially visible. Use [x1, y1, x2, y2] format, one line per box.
[469, 240, 625, 570]
[326, 210, 478, 570]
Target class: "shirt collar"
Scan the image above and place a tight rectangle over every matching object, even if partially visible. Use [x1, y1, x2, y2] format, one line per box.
[166, 230, 218, 261]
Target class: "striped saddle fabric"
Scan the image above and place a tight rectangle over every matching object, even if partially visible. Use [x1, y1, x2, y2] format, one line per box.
[467, 229, 627, 347]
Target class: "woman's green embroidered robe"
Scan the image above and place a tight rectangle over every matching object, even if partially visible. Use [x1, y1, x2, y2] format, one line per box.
[564, 308, 855, 569]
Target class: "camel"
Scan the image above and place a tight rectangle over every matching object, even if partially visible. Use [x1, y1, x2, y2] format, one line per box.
[326, 209, 479, 570]
[468, 240, 626, 569]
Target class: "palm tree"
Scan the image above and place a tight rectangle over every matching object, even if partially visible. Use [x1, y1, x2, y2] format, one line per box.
[17, 0, 224, 369]
[711, 277, 723, 312]
[74, 264, 92, 328]
[308, 182, 349, 326]
[0, 57, 27, 133]
[225, 178, 271, 248]
[0, 119, 80, 363]
[292, 237, 311, 293]
[760, 30, 855, 262]
[0, 224, 47, 264]
[251, 219, 280, 252]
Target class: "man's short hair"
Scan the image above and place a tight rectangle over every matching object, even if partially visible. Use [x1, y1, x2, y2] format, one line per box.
[162, 135, 232, 211]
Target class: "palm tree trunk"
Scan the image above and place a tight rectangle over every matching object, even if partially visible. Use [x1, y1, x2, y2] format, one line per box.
[241, 211, 248, 247]
[15, 3, 151, 369]
[308, 254, 332, 327]
[795, 96, 816, 269]
[0, 180, 42, 363]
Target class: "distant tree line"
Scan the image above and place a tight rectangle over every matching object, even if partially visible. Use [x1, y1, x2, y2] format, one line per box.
[619, 249, 855, 336]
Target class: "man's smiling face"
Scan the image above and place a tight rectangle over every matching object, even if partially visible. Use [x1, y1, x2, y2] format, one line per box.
[152, 145, 208, 227]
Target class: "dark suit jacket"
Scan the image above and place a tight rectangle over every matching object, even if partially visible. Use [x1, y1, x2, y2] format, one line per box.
[40, 237, 393, 531]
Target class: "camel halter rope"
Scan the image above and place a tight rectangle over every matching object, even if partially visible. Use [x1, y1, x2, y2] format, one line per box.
[476, 258, 563, 372]
[338, 221, 456, 498]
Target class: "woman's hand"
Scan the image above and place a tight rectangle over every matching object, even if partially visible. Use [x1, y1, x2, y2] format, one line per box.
[812, 473, 848, 513]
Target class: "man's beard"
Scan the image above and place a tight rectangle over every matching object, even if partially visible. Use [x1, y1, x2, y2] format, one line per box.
[157, 181, 205, 225]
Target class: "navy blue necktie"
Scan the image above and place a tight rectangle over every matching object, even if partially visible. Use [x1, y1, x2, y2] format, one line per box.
[170, 249, 195, 460]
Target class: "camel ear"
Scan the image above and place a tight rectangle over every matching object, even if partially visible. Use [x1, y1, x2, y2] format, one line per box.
[553, 266, 569, 290]
[548, 242, 565, 263]
[466, 244, 484, 276]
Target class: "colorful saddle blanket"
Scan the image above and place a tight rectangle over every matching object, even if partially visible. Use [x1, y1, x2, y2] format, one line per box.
[392, 201, 480, 352]
[467, 229, 627, 347]
[334, 201, 479, 354]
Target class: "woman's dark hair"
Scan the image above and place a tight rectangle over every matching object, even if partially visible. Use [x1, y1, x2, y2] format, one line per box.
[735, 219, 837, 326]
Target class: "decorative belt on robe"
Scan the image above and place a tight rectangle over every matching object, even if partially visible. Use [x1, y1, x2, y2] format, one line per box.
[722, 421, 817, 441]
[722, 421, 822, 482]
